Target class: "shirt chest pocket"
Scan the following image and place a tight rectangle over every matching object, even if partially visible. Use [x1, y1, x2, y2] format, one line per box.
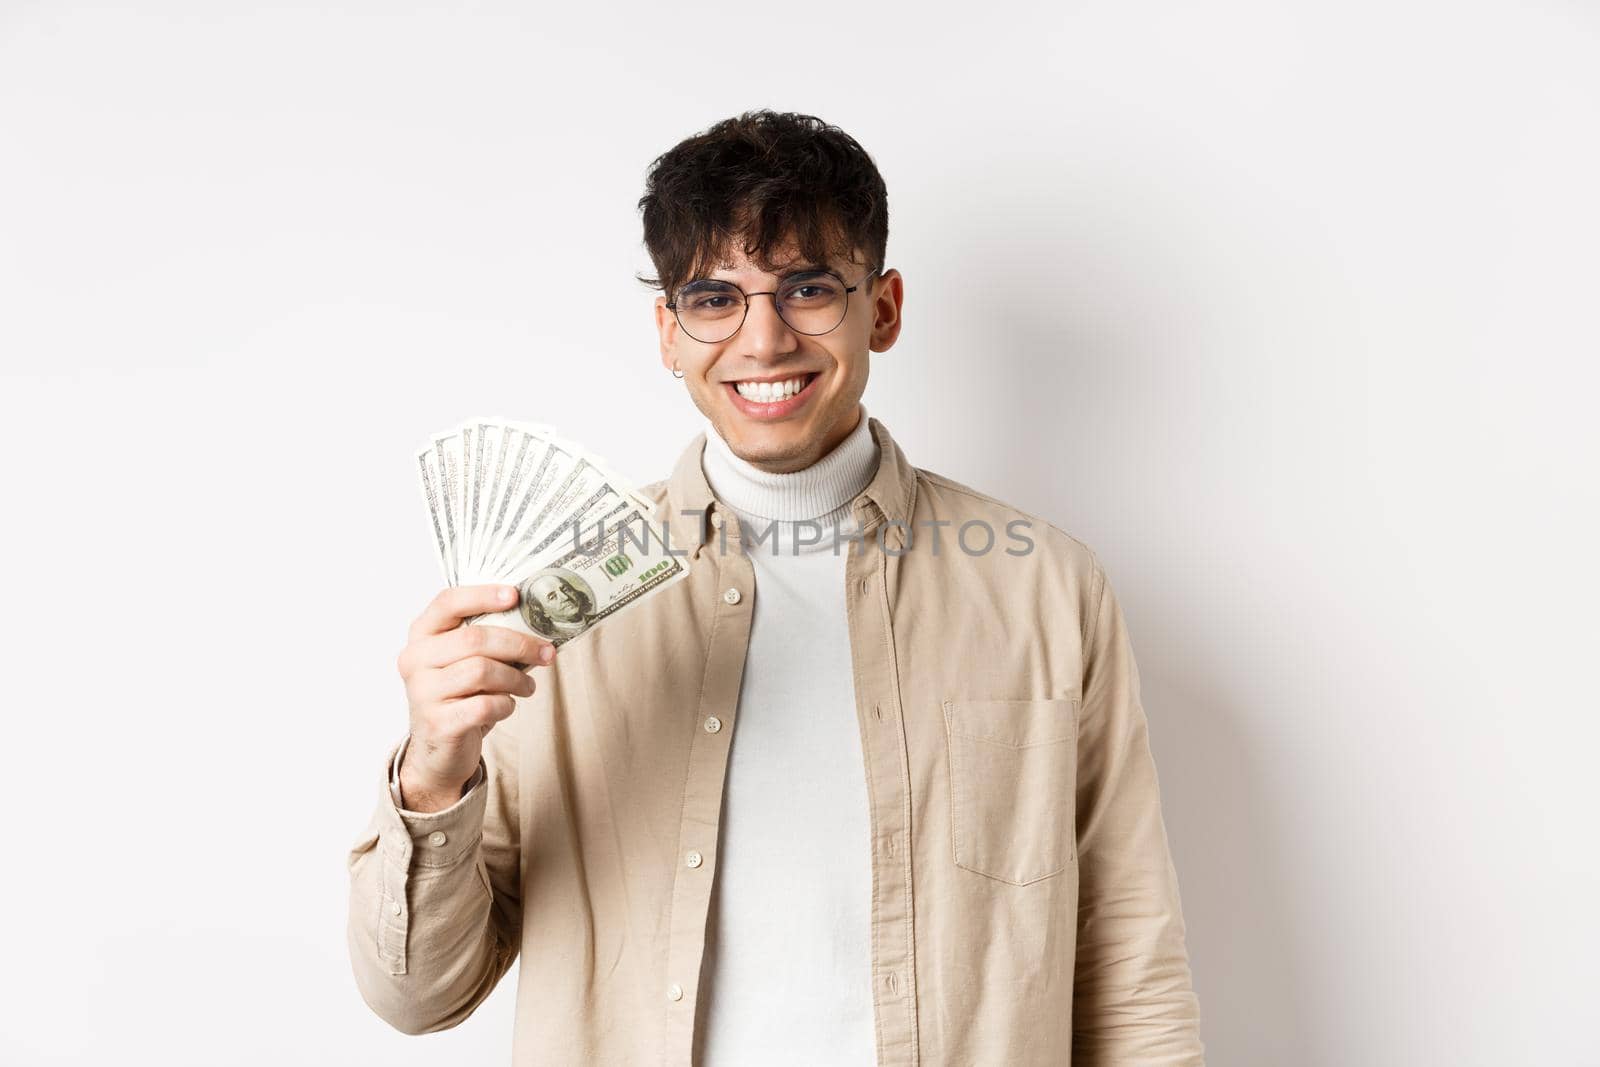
[942, 697, 1079, 886]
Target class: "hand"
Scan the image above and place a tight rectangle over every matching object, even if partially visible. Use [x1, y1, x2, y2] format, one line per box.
[394, 584, 556, 812]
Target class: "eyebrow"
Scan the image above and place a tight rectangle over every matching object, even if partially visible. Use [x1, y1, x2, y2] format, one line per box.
[682, 264, 836, 289]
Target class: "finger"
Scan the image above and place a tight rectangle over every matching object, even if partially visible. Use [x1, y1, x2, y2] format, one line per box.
[404, 623, 555, 674]
[442, 692, 518, 733]
[413, 656, 535, 706]
[422, 655, 537, 704]
[409, 584, 519, 641]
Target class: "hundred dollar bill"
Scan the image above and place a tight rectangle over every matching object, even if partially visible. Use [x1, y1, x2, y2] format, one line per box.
[536, 422, 659, 517]
[429, 428, 464, 586]
[482, 433, 591, 578]
[415, 446, 452, 584]
[478, 421, 558, 577]
[463, 420, 490, 579]
[467, 496, 690, 657]
[472, 422, 515, 579]
[479, 435, 565, 578]
[461, 423, 480, 577]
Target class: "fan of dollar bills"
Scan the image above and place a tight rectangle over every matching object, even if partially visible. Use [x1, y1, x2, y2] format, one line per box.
[416, 417, 692, 648]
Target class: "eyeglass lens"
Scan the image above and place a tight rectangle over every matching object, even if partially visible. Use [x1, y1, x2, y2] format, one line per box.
[673, 272, 851, 343]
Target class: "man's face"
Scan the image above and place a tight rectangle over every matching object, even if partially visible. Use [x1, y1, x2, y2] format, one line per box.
[655, 238, 904, 474]
[532, 574, 582, 622]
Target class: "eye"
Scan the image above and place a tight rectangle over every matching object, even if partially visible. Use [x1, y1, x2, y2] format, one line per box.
[779, 274, 840, 303]
[683, 291, 738, 311]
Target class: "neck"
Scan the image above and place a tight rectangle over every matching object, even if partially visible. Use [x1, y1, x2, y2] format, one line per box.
[700, 404, 879, 525]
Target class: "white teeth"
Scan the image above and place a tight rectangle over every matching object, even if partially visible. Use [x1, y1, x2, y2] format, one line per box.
[734, 375, 809, 402]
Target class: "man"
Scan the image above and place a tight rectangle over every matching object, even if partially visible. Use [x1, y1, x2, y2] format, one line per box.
[348, 109, 1205, 1065]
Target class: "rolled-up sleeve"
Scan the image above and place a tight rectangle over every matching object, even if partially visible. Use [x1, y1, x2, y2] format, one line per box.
[1072, 559, 1205, 1064]
[346, 726, 522, 1035]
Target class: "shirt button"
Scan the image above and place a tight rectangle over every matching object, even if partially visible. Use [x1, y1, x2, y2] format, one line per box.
[686, 849, 703, 868]
[668, 982, 684, 1001]
[390, 900, 402, 916]
[427, 831, 447, 847]
[722, 587, 741, 605]
[710, 512, 724, 528]
[703, 716, 722, 733]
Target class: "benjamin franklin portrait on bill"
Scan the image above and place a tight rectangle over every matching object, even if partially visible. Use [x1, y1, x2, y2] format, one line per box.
[519, 568, 598, 642]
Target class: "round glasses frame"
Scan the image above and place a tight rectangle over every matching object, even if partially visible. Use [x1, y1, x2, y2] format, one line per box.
[666, 267, 881, 344]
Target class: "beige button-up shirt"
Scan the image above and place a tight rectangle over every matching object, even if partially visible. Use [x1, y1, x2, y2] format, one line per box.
[346, 416, 1205, 1065]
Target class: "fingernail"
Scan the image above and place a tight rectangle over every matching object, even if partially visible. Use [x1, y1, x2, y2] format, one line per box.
[540, 644, 555, 664]
[501, 586, 516, 604]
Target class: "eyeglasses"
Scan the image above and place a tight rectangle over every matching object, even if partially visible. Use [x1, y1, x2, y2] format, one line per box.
[666, 267, 880, 344]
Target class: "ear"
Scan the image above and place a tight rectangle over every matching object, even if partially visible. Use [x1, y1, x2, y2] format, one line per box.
[867, 268, 905, 353]
[655, 296, 679, 370]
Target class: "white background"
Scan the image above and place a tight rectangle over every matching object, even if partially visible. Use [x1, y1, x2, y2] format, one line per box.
[2, 2, 1595, 1064]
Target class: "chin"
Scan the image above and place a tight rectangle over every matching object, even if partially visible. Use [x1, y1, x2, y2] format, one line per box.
[725, 424, 820, 468]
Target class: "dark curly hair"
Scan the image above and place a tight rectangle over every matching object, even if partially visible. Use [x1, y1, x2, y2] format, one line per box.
[636, 109, 889, 301]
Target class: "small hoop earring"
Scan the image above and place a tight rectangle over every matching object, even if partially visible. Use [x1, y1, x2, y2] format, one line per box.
[671, 366, 684, 379]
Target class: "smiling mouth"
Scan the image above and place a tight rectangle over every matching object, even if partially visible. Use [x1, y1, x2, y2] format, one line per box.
[727, 372, 819, 403]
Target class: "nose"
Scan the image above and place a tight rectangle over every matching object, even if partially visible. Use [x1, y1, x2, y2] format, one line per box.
[738, 292, 799, 358]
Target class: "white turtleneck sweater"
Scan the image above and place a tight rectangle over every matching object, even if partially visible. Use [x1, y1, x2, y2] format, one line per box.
[693, 403, 880, 1067]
